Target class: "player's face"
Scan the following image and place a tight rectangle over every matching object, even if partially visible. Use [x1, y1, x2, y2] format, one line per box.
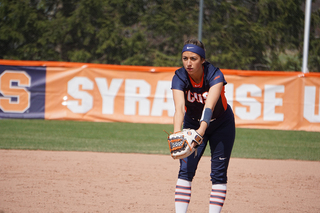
[182, 51, 205, 76]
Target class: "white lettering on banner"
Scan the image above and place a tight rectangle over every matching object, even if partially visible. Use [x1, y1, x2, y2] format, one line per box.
[66, 77, 174, 117]
[263, 85, 284, 121]
[124, 79, 151, 116]
[67, 77, 93, 113]
[151, 81, 174, 116]
[64, 77, 300, 123]
[95, 78, 123, 114]
[235, 84, 262, 120]
[304, 86, 320, 123]
[225, 84, 234, 109]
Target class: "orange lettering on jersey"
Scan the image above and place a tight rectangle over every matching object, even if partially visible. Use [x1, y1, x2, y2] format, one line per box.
[214, 75, 220, 81]
[0, 71, 31, 112]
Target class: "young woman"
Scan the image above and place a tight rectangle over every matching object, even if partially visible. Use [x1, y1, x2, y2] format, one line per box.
[171, 39, 235, 213]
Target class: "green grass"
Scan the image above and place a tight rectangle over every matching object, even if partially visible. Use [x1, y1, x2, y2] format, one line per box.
[1, 119, 319, 161]
[233, 128, 320, 161]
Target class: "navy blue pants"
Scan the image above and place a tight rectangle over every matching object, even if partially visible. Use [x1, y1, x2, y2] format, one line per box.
[178, 105, 235, 184]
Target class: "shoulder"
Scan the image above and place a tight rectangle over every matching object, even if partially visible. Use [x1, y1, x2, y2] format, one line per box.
[174, 67, 188, 79]
[204, 61, 220, 77]
[203, 61, 227, 87]
[171, 67, 189, 90]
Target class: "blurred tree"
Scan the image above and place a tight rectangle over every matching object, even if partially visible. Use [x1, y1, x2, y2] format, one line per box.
[308, 4, 320, 71]
[40, 0, 149, 63]
[201, 1, 266, 70]
[201, 0, 311, 71]
[94, 0, 149, 64]
[256, 0, 306, 71]
[0, 0, 48, 60]
[140, 0, 199, 67]
[0, 0, 319, 71]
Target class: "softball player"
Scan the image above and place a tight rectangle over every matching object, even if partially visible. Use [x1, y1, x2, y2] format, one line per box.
[171, 39, 235, 213]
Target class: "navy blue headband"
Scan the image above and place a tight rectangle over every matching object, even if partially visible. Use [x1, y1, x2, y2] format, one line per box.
[182, 44, 206, 59]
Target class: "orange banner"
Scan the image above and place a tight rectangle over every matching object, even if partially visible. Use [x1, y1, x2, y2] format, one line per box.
[45, 66, 176, 124]
[224, 74, 320, 131]
[1, 59, 320, 131]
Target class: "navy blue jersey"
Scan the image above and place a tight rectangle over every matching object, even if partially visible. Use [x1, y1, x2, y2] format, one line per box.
[171, 61, 228, 121]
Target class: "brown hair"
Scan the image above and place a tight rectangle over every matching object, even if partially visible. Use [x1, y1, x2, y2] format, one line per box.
[184, 38, 205, 51]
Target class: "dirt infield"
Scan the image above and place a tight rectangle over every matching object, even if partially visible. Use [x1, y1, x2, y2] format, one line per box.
[1, 150, 320, 213]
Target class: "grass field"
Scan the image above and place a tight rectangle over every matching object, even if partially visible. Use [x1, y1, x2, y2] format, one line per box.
[1, 119, 319, 161]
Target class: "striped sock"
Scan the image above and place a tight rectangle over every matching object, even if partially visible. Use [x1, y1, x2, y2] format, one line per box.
[175, 178, 192, 213]
[209, 184, 227, 213]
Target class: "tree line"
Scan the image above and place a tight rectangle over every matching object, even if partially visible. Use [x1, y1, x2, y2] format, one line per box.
[0, 0, 319, 71]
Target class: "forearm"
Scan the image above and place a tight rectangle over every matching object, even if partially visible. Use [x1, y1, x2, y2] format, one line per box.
[173, 110, 184, 133]
[196, 121, 208, 136]
[196, 83, 223, 136]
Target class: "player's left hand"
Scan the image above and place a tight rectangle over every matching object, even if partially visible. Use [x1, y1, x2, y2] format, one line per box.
[167, 129, 203, 160]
